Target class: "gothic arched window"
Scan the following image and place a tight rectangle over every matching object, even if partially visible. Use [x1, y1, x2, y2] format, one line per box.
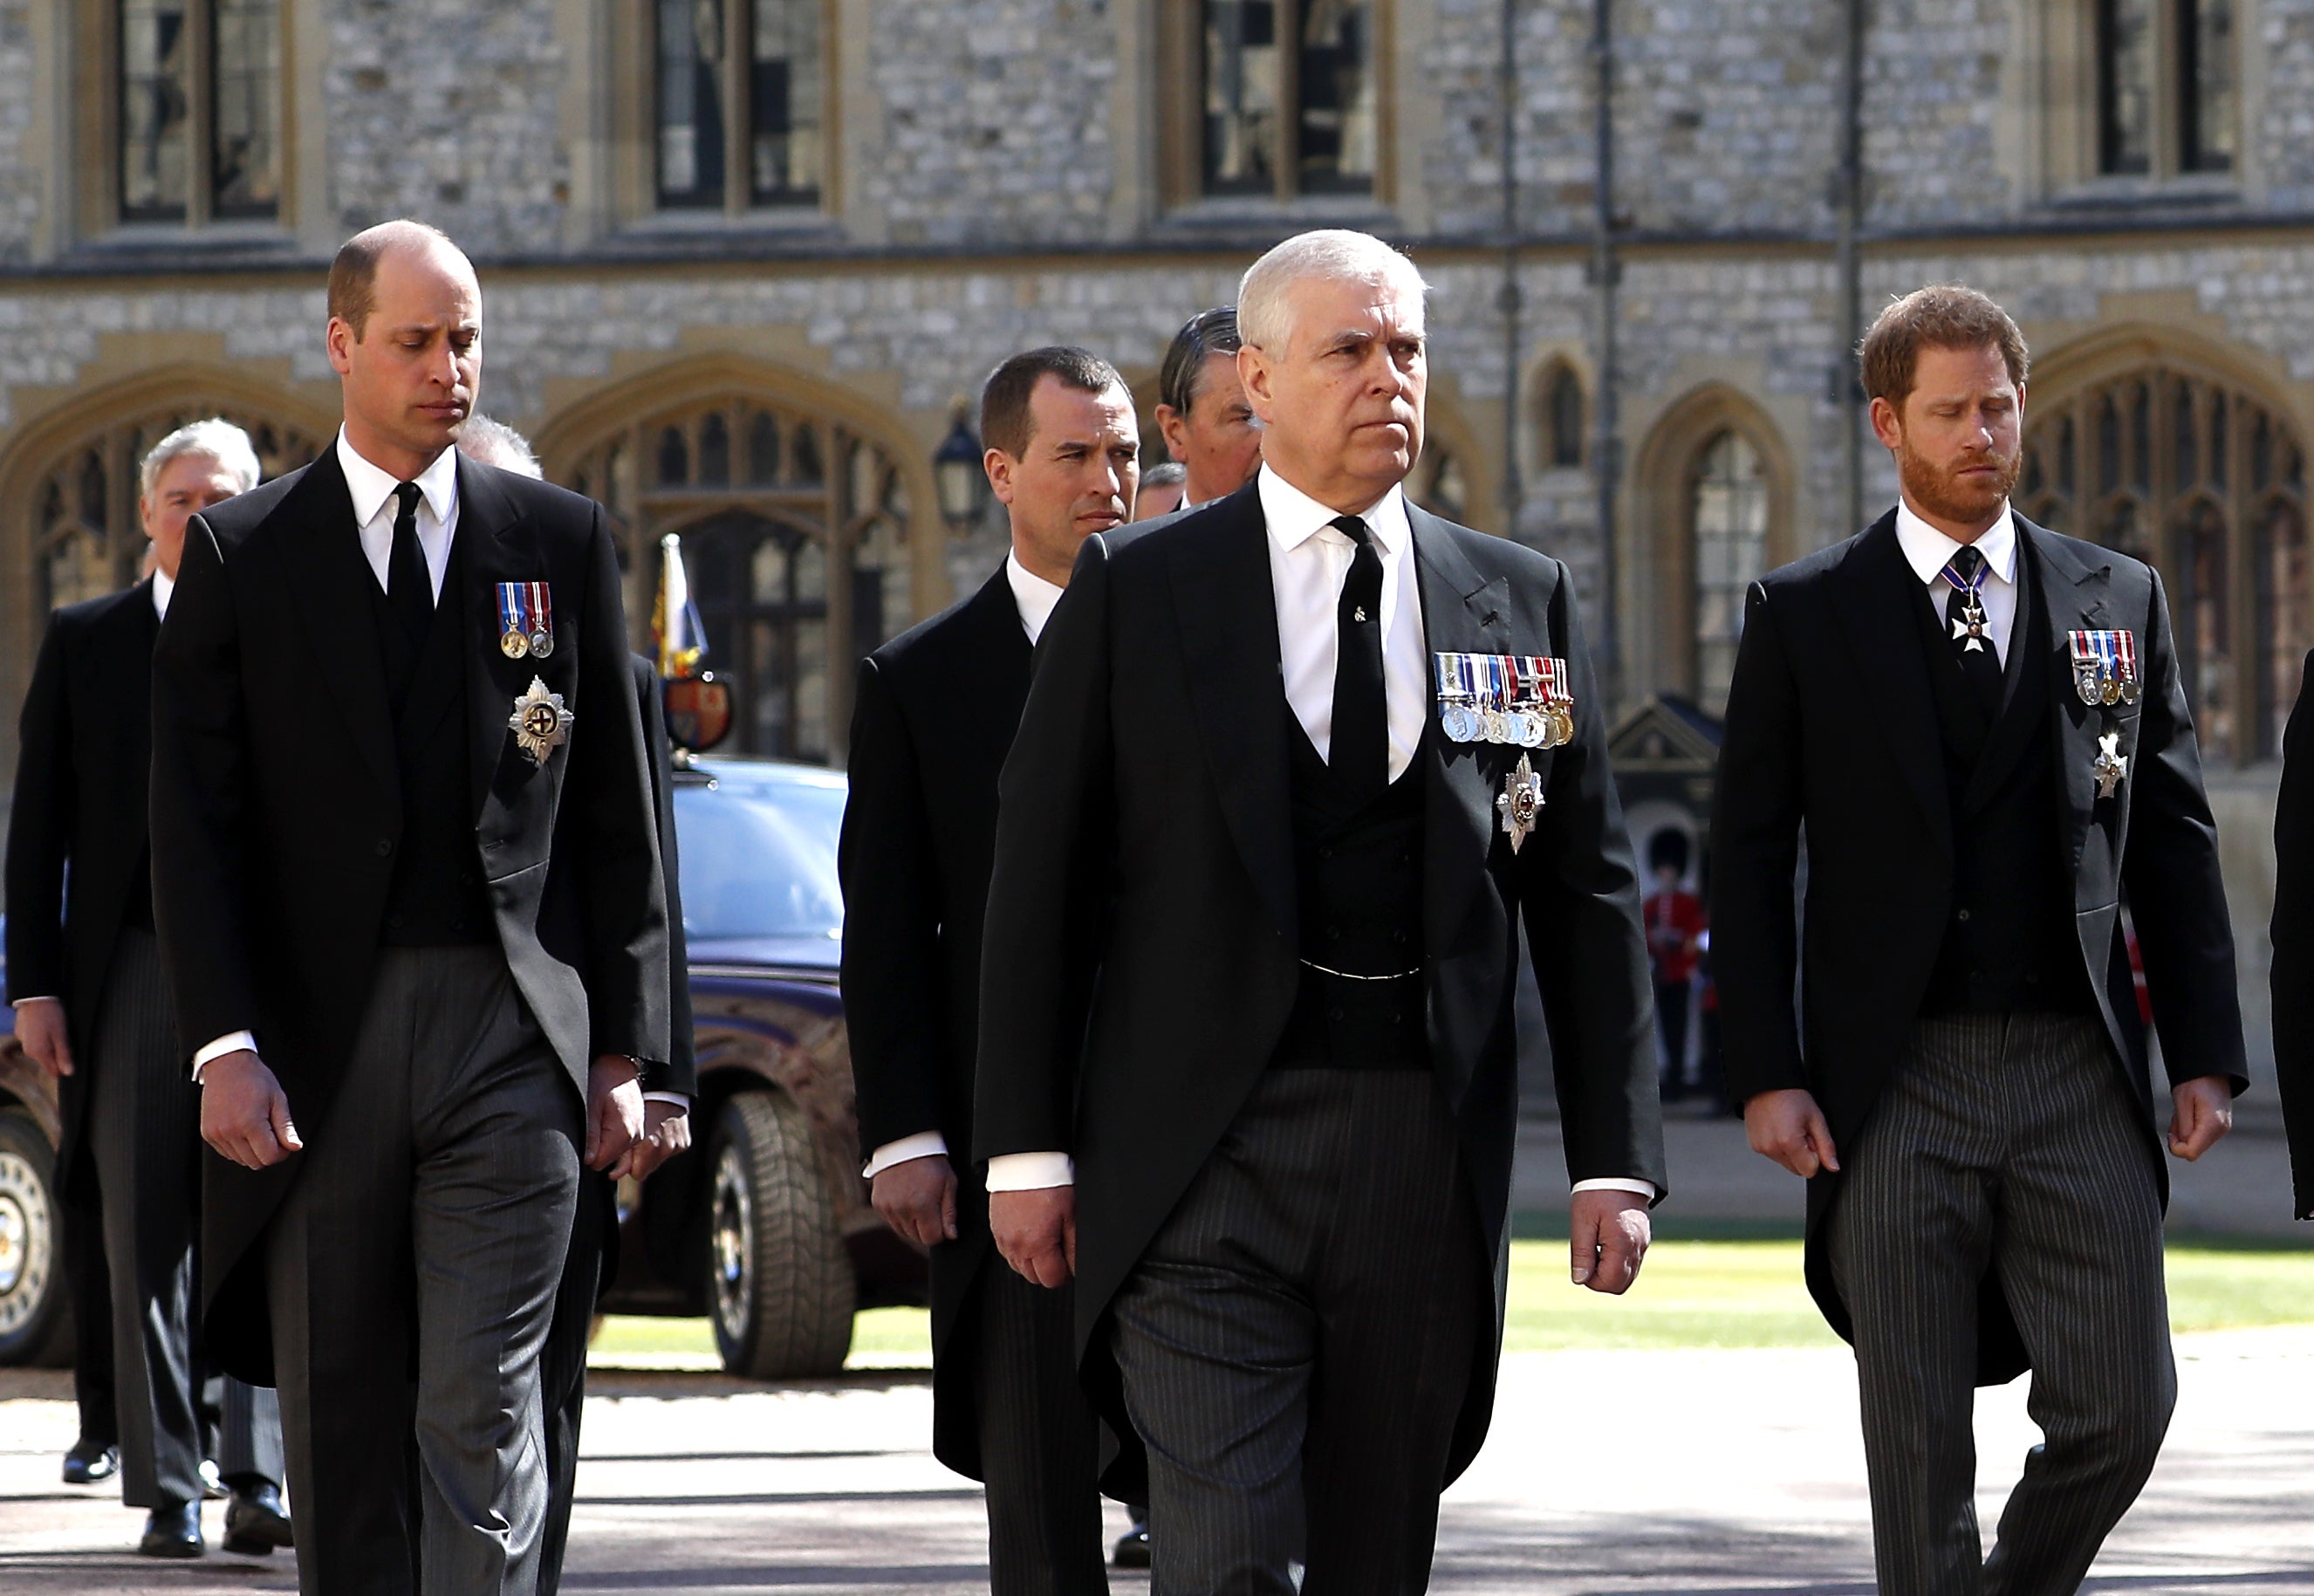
[1542, 365, 1585, 471]
[1691, 430, 1769, 714]
[2023, 366, 2305, 762]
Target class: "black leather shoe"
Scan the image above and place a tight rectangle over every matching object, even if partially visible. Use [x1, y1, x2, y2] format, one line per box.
[1112, 1517, 1151, 1569]
[223, 1483, 294, 1556]
[138, 1500, 203, 1558]
[61, 1438, 118, 1485]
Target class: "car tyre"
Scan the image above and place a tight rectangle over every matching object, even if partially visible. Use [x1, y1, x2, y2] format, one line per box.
[705, 1090, 854, 1380]
[0, 1109, 71, 1367]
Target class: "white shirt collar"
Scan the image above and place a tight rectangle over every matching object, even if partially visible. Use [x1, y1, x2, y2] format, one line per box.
[151, 570, 174, 620]
[1894, 496, 2016, 587]
[1005, 551, 1067, 645]
[1256, 464, 1411, 557]
[335, 426, 459, 529]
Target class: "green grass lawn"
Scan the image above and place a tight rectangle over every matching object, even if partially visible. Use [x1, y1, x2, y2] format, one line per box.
[592, 1236, 2314, 1371]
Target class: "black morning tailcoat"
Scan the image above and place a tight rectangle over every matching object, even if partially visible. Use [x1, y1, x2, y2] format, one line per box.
[1711, 510, 2245, 1381]
[149, 448, 673, 1383]
[838, 565, 1030, 1479]
[4, 579, 163, 1194]
[2265, 652, 2314, 1217]
[973, 483, 1666, 1486]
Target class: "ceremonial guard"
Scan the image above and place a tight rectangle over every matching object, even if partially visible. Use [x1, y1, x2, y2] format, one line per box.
[149, 222, 679, 1595]
[6, 420, 291, 1559]
[975, 230, 1665, 1593]
[842, 346, 1140, 1594]
[1713, 284, 2242, 1593]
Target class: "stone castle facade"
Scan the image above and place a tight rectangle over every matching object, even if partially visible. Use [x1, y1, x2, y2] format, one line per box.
[0, 0, 2304, 1071]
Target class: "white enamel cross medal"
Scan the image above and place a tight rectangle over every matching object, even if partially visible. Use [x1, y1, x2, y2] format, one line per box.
[2092, 730, 2128, 800]
[510, 675, 574, 767]
[1497, 753, 1544, 852]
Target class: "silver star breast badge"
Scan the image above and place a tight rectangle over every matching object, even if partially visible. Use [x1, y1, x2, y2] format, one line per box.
[509, 675, 574, 767]
[2092, 730, 2128, 800]
[1496, 753, 1544, 853]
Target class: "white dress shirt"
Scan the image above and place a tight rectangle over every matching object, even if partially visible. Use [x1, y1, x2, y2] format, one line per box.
[190, 432, 682, 1106]
[14, 573, 177, 1016]
[982, 466, 1653, 1202]
[1894, 496, 2019, 667]
[859, 550, 1070, 1182]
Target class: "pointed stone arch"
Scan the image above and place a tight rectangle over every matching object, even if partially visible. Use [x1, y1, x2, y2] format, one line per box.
[0, 366, 338, 784]
[1626, 383, 1798, 714]
[2020, 324, 2310, 764]
[531, 353, 941, 764]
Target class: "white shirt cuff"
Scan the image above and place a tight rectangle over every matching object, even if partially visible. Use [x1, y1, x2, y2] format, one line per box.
[10, 996, 59, 1009]
[190, 1030, 259, 1084]
[984, 1151, 1076, 1191]
[1571, 1177, 1659, 1201]
[642, 1092, 689, 1108]
[861, 1131, 949, 1180]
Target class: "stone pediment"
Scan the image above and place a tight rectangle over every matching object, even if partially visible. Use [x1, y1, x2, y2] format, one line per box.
[1607, 695, 1722, 774]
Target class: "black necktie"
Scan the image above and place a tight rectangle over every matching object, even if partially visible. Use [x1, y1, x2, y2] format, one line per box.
[1329, 515, 1387, 800]
[1941, 544, 2003, 716]
[387, 481, 433, 645]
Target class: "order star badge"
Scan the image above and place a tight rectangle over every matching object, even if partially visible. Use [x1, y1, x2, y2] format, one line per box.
[1496, 752, 1544, 853]
[2092, 730, 2129, 800]
[509, 675, 574, 767]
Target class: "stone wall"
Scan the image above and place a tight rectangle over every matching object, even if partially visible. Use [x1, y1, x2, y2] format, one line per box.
[0, 0, 36, 264]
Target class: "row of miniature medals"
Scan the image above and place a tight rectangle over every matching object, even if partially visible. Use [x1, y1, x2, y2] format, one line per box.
[497, 580, 556, 660]
[1435, 652, 1575, 750]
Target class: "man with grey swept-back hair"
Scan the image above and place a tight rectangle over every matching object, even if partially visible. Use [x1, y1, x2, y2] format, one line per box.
[1153, 306, 1262, 510]
[7, 417, 293, 1560]
[976, 229, 1663, 1592]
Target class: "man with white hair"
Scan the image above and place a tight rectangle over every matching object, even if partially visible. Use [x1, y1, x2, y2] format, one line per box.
[6, 419, 291, 1559]
[976, 229, 1666, 1591]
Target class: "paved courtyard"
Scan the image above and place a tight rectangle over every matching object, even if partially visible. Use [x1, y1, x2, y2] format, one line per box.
[2, 1323, 2313, 1593]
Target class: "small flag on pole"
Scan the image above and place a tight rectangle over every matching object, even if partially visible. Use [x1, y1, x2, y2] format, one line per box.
[654, 532, 709, 679]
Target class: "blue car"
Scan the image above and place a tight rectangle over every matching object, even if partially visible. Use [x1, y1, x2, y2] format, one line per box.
[0, 755, 924, 1379]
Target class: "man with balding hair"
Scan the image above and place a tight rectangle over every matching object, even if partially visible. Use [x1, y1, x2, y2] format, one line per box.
[976, 231, 1663, 1591]
[151, 221, 684, 1593]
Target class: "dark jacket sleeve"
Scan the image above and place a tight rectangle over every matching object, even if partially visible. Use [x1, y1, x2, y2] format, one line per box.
[1708, 580, 1812, 1106]
[1516, 561, 1667, 1196]
[150, 515, 261, 1052]
[838, 655, 949, 1155]
[632, 655, 695, 1099]
[4, 613, 74, 1004]
[2119, 568, 2246, 1094]
[973, 536, 1117, 1164]
[565, 509, 671, 1067]
[2272, 649, 2314, 1215]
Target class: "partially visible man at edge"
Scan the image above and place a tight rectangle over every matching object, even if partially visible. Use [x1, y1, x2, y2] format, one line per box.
[1153, 305, 1263, 511]
[7, 420, 292, 1560]
[842, 346, 1139, 1595]
[151, 219, 683, 1594]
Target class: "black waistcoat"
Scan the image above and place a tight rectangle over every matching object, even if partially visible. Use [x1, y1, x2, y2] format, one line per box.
[1909, 549, 2092, 1016]
[1271, 709, 1428, 1070]
[366, 538, 492, 947]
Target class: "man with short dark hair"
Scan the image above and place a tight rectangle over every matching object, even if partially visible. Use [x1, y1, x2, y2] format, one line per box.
[1133, 462, 1187, 521]
[1154, 306, 1263, 510]
[842, 346, 1136, 1595]
[976, 232, 1663, 1592]
[152, 220, 680, 1594]
[1714, 283, 2242, 1593]
[8, 420, 291, 1560]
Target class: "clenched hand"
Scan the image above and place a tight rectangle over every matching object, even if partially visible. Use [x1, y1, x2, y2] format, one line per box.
[200, 1050, 303, 1169]
[1745, 1087, 1840, 1178]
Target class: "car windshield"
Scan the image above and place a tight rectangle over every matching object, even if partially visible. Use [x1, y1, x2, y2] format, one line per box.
[674, 777, 846, 942]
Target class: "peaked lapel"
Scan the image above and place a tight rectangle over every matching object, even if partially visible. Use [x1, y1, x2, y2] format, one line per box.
[955, 565, 1035, 765]
[1409, 506, 1511, 954]
[458, 457, 544, 826]
[1166, 485, 1297, 945]
[2020, 515, 2114, 869]
[1831, 513, 1954, 860]
[268, 449, 398, 796]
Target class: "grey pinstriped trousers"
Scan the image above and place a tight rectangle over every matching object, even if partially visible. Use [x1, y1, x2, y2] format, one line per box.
[88, 928, 284, 1510]
[1829, 1012, 2173, 1596]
